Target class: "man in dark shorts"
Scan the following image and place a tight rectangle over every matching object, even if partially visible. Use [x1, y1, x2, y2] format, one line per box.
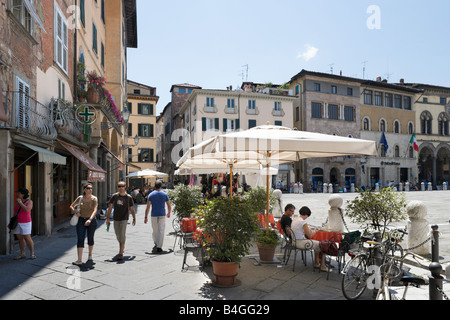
[106, 181, 136, 260]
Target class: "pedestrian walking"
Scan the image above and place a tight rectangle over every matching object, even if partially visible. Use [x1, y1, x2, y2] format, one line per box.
[144, 180, 171, 253]
[69, 183, 98, 266]
[12, 188, 35, 260]
[106, 181, 136, 260]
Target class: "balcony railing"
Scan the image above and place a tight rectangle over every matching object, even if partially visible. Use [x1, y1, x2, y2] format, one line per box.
[52, 98, 84, 139]
[246, 107, 259, 115]
[203, 104, 217, 113]
[7, 91, 57, 140]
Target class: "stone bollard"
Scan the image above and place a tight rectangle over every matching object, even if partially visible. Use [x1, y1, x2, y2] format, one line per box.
[375, 183, 380, 192]
[421, 182, 425, 191]
[328, 183, 333, 193]
[429, 262, 444, 300]
[325, 195, 345, 232]
[293, 183, 299, 194]
[398, 182, 403, 192]
[299, 183, 303, 194]
[272, 189, 283, 219]
[405, 181, 410, 192]
[351, 183, 355, 193]
[443, 182, 447, 191]
[406, 201, 430, 256]
[428, 182, 432, 191]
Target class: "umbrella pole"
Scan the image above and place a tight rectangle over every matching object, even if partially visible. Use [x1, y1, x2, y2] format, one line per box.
[266, 164, 270, 230]
[229, 164, 233, 198]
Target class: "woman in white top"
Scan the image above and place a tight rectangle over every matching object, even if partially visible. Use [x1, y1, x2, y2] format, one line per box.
[290, 206, 328, 272]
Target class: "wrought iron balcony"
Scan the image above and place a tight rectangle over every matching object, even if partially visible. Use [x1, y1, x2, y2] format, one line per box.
[7, 91, 58, 140]
[52, 98, 84, 139]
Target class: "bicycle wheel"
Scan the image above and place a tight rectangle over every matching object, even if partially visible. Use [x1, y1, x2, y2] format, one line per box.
[383, 243, 404, 281]
[342, 254, 369, 300]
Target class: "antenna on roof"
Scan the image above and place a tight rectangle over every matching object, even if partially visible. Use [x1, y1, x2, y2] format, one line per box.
[328, 63, 335, 74]
[242, 64, 249, 82]
[362, 61, 368, 79]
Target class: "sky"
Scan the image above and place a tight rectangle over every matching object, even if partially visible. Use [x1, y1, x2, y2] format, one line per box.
[127, 0, 450, 115]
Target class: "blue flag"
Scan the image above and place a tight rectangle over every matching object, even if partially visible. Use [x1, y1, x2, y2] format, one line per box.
[380, 132, 389, 152]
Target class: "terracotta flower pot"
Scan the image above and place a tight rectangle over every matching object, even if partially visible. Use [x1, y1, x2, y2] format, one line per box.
[87, 87, 99, 103]
[211, 260, 239, 286]
[256, 242, 276, 262]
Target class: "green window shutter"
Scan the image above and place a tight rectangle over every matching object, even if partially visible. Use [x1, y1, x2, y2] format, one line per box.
[202, 117, 206, 131]
[223, 118, 228, 132]
[235, 119, 240, 130]
[215, 118, 219, 130]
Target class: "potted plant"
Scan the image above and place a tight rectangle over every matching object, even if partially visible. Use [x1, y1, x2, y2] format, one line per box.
[86, 71, 106, 103]
[243, 187, 279, 261]
[167, 184, 204, 220]
[197, 197, 259, 286]
[345, 187, 407, 239]
[254, 228, 280, 262]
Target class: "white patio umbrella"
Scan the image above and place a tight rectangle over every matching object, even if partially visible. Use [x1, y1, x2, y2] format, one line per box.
[176, 150, 270, 196]
[181, 124, 378, 227]
[126, 169, 168, 178]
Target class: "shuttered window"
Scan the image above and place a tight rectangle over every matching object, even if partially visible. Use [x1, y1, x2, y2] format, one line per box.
[54, 4, 68, 73]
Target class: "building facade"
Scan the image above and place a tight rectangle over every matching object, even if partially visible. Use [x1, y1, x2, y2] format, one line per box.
[400, 83, 450, 188]
[179, 87, 296, 191]
[126, 80, 159, 186]
[359, 79, 420, 189]
[0, 0, 137, 255]
[289, 70, 362, 192]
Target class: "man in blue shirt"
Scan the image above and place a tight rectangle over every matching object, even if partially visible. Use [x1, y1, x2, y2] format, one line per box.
[144, 180, 171, 253]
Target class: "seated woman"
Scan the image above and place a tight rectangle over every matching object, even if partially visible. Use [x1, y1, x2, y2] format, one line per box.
[290, 206, 329, 272]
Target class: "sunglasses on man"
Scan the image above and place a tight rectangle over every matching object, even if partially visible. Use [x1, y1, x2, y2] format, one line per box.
[118, 185, 126, 188]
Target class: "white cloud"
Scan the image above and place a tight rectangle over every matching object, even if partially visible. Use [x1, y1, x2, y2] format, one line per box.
[297, 45, 319, 61]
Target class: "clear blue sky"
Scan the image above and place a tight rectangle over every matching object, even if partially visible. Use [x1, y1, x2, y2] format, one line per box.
[127, 0, 450, 115]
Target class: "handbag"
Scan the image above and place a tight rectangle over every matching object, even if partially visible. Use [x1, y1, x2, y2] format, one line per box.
[8, 202, 24, 233]
[70, 197, 82, 226]
[319, 239, 339, 256]
[8, 215, 18, 233]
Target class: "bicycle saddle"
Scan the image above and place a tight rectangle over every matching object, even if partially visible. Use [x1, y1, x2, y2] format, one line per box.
[401, 275, 426, 286]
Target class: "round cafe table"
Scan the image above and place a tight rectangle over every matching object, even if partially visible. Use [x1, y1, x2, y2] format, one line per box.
[311, 230, 342, 243]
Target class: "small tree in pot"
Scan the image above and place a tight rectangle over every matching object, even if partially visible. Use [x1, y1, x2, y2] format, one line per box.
[168, 184, 203, 219]
[197, 197, 259, 286]
[243, 187, 279, 261]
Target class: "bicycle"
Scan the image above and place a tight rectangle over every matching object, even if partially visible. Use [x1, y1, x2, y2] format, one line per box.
[341, 234, 382, 300]
[376, 252, 425, 300]
[341, 226, 416, 300]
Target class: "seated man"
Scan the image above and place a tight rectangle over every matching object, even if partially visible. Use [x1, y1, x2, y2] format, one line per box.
[290, 206, 328, 272]
[280, 204, 295, 236]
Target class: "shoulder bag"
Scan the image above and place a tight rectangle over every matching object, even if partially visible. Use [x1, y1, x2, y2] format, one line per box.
[70, 197, 82, 226]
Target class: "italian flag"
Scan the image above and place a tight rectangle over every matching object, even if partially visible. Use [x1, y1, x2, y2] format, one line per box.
[410, 133, 419, 152]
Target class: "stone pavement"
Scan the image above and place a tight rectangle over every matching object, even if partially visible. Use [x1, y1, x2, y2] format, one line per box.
[0, 191, 449, 303]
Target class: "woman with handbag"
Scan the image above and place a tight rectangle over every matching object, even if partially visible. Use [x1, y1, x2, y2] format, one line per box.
[12, 188, 35, 260]
[69, 183, 98, 266]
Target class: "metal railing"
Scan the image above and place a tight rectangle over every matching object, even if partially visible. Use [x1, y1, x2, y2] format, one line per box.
[7, 91, 57, 140]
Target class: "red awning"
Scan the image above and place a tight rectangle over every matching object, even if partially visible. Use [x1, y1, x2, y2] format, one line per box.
[59, 141, 106, 182]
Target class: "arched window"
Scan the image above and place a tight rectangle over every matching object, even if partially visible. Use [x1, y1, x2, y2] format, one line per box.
[380, 119, 386, 132]
[363, 117, 370, 131]
[409, 146, 414, 158]
[438, 112, 449, 136]
[395, 145, 400, 158]
[394, 120, 400, 134]
[311, 168, 324, 192]
[408, 122, 414, 135]
[421, 111, 432, 134]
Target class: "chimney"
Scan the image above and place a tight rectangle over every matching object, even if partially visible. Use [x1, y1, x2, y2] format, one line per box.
[376, 76, 382, 82]
[400, 78, 404, 84]
[340, 70, 342, 76]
